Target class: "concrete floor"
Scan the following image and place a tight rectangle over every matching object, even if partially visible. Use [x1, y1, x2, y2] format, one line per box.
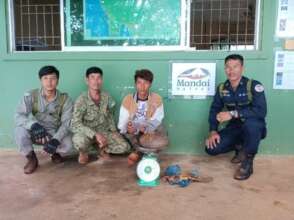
[0, 150, 294, 220]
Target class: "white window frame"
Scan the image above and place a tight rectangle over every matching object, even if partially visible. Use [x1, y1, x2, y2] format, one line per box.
[8, 0, 16, 52]
[8, 0, 261, 52]
[8, 0, 63, 52]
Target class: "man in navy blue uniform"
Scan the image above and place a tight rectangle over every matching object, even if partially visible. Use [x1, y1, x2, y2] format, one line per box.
[205, 54, 267, 180]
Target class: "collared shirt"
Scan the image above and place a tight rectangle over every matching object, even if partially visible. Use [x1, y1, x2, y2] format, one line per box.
[70, 91, 117, 138]
[209, 76, 267, 131]
[14, 88, 73, 141]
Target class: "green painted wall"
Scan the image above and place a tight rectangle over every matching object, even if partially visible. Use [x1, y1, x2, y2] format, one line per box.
[0, 1, 292, 154]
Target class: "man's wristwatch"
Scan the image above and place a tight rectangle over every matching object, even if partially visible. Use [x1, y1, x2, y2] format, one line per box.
[229, 110, 239, 118]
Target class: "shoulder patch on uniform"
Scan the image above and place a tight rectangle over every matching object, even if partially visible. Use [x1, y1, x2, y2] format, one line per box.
[254, 84, 264, 92]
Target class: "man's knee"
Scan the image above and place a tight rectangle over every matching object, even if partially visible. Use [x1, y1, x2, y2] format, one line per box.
[57, 134, 76, 155]
[107, 141, 131, 154]
[242, 121, 264, 148]
[15, 126, 30, 143]
[106, 133, 131, 154]
[205, 147, 220, 156]
[243, 120, 264, 136]
[14, 126, 34, 156]
[204, 139, 234, 156]
[72, 133, 92, 152]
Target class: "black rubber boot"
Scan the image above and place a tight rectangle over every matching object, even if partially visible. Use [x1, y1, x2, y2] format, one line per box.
[51, 153, 64, 164]
[231, 145, 246, 164]
[234, 154, 254, 180]
[24, 151, 39, 174]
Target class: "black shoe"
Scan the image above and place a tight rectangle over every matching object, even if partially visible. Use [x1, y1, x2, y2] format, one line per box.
[234, 154, 254, 180]
[231, 146, 246, 164]
[51, 153, 64, 164]
[24, 151, 39, 174]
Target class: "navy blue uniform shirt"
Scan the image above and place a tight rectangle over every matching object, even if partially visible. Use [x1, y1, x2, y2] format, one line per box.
[209, 76, 267, 131]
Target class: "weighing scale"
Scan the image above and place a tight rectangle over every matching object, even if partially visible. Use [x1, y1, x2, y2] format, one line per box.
[136, 153, 160, 187]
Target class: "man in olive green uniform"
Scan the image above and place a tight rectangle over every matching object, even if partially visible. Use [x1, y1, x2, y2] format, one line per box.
[71, 66, 130, 164]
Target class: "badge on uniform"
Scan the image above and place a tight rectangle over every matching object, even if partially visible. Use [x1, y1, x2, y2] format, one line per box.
[254, 84, 264, 92]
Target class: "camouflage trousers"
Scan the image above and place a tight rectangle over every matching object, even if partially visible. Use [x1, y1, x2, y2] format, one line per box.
[72, 131, 131, 154]
[123, 125, 168, 154]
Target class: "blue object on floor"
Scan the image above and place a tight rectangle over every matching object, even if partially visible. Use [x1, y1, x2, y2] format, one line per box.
[178, 179, 191, 187]
[164, 164, 181, 176]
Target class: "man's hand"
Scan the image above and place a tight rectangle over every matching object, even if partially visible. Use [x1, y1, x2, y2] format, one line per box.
[95, 133, 108, 148]
[205, 131, 221, 149]
[127, 121, 136, 134]
[35, 136, 50, 145]
[30, 123, 50, 144]
[43, 138, 60, 154]
[139, 125, 146, 134]
[216, 111, 232, 123]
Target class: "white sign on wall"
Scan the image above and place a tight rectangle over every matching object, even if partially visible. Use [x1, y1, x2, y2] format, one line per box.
[273, 51, 294, 89]
[276, 0, 294, 37]
[171, 62, 216, 98]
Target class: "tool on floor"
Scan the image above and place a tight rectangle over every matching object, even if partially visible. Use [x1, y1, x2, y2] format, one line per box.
[163, 165, 212, 187]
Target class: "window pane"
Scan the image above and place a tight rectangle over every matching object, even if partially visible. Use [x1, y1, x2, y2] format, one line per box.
[13, 0, 61, 51]
[190, 0, 257, 50]
[64, 0, 182, 47]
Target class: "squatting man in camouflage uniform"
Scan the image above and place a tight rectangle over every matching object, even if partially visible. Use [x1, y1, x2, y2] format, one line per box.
[71, 67, 131, 164]
[14, 66, 74, 174]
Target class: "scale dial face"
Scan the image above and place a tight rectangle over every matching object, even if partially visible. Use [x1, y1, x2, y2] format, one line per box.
[136, 158, 160, 182]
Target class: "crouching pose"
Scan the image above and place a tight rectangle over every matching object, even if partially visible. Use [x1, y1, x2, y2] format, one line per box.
[118, 69, 169, 166]
[71, 67, 131, 164]
[205, 54, 267, 180]
[15, 66, 74, 174]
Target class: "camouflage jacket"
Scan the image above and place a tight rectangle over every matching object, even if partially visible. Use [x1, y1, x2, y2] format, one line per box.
[70, 91, 117, 138]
